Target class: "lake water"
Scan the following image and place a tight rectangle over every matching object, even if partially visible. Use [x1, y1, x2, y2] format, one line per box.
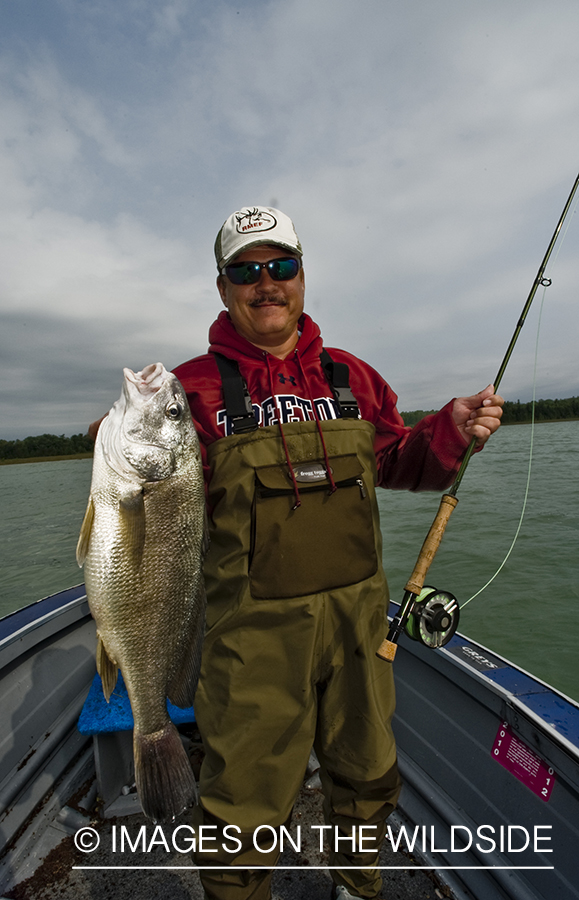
[377, 420, 579, 701]
[0, 421, 577, 700]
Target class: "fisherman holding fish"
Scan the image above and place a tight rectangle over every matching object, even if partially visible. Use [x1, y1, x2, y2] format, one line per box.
[88, 206, 503, 900]
[172, 207, 503, 900]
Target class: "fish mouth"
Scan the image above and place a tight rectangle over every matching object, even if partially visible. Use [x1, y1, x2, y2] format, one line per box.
[124, 363, 169, 398]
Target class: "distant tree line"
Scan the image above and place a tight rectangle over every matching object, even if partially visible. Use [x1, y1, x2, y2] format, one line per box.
[401, 396, 579, 427]
[2, 397, 577, 458]
[400, 409, 439, 426]
[499, 396, 579, 423]
[0, 433, 93, 460]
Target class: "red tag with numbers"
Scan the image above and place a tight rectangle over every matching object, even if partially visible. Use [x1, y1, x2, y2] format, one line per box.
[492, 721, 555, 801]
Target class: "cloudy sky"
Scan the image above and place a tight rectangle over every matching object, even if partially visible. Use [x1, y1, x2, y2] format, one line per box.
[2, 0, 579, 440]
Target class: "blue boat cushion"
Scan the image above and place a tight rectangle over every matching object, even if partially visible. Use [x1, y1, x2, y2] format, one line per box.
[77, 671, 195, 735]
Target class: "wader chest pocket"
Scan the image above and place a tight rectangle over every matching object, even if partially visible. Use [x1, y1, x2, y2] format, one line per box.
[250, 455, 377, 599]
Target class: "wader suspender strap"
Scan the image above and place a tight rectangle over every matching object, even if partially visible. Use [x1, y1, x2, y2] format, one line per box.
[320, 349, 360, 419]
[213, 349, 360, 429]
[213, 353, 259, 434]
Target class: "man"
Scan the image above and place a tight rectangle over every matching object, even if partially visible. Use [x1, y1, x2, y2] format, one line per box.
[171, 206, 503, 900]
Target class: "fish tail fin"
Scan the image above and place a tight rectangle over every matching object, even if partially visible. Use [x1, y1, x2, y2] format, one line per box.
[96, 637, 119, 701]
[134, 723, 197, 822]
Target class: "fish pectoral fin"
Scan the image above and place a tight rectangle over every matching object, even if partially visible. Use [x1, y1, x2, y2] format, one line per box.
[96, 637, 119, 701]
[202, 506, 211, 557]
[167, 643, 199, 708]
[76, 496, 95, 566]
[119, 488, 146, 565]
[167, 593, 206, 708]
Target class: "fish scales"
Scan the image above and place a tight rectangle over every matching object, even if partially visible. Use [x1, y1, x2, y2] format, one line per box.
[77, 362, 207, 822]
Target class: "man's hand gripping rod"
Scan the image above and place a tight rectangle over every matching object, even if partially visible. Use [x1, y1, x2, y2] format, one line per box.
[377, 172, 579, 663]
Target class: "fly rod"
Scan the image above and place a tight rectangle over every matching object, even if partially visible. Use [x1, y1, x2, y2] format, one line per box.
[377, 172, 579, 662]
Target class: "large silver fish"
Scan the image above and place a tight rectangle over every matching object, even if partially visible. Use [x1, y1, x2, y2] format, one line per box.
[77, 363, 207, 822]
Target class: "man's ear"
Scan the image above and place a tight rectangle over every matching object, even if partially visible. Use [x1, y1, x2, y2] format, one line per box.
[216, 275, 228, 307]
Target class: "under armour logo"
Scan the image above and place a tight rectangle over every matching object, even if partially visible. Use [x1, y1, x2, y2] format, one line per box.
[278, 373, 297, 386]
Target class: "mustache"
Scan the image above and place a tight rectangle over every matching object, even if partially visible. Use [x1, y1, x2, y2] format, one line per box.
[249, 296, 288, 307]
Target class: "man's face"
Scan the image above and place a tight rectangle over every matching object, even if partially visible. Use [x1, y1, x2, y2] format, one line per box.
[217, 245, 305, 354]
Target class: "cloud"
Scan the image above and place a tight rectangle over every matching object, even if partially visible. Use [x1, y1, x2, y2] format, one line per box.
[1, 0, 579, 438]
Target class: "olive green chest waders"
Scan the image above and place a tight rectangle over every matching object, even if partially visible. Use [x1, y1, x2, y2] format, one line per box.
[193, 413, 401, 900]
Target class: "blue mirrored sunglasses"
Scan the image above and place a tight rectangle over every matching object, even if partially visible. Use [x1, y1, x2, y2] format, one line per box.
[223, 257, 301, 285]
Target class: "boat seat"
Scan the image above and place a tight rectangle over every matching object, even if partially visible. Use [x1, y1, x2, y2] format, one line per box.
[77, 672, 195, 817]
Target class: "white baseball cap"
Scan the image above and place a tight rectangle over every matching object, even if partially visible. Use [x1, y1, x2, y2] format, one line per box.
[214, 206, 302, 270]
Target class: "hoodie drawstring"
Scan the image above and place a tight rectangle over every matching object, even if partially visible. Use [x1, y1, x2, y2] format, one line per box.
[295, 351, 338, 495]
[264, 351, 339, 511]
[265, 355, 302, 509]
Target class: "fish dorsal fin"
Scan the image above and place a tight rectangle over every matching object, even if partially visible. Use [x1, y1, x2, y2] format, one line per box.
[96, 636, 119, 701]
[119, 488, 146, 567]
[76, 496, 95, 566]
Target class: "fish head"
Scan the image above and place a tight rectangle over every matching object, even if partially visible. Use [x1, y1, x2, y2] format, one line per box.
[101, 363, 197, 482]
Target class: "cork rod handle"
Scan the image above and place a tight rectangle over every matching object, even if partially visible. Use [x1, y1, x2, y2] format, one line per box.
[376, 493, 459, 663]
[405, 494, 458, 594]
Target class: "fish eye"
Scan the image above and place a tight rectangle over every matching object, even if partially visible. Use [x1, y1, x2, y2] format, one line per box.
[165, 401, 183, 420]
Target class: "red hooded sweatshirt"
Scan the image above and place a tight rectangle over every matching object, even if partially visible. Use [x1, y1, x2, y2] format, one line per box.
[173, 311, 467, 491]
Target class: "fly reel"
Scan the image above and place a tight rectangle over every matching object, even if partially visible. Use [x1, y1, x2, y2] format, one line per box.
[404, 585, 460, 649]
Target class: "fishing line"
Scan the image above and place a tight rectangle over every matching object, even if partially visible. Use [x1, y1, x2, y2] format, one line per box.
[378, 174, 579, 662]
[460, 292, 542, 608]
[461, 202, 578, 609]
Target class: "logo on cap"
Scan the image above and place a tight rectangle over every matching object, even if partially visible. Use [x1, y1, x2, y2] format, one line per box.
[235, 208, 277, 235]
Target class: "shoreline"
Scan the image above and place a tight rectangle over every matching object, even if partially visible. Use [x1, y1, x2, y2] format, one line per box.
[0, 452, 93, 466]
[2, 418, 579, 464]
[500, 416, 579, 426]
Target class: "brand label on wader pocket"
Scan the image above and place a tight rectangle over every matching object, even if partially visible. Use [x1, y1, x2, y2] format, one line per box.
[249, 454, 377, 599]
[294, 463, 332, 482]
